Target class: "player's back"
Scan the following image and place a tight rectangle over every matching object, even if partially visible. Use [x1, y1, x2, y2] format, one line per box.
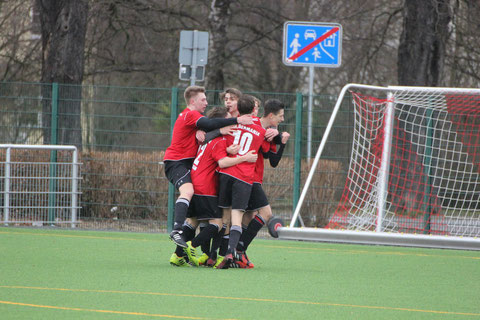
[220, 123, 267, 184]
[191, 137, 227, 196]
[164, 108, 203, 161]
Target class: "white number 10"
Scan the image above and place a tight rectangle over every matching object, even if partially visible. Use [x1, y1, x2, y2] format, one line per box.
[232, 130, 253, 155]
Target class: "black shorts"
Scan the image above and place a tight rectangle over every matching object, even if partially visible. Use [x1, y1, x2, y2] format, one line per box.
[217, 173, 252, 211]
[246, 182, 269, 211]
[187, 195, 222, 220]
[164, 159, 194, 190]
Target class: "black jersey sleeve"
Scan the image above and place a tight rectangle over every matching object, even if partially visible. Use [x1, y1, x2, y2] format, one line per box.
[196, 117, 237, 131]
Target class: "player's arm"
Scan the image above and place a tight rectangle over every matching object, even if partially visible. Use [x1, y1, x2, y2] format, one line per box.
[265, 128, 279, 142]
[202, 125, 236, 145]
[265, 132, 290, 167]
[218, 150, 258, 168]
[196, 114, 252, 132]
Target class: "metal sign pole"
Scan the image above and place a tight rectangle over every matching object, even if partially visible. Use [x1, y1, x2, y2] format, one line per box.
[307, 66, 314, 160]
[190, 30, 198, 86]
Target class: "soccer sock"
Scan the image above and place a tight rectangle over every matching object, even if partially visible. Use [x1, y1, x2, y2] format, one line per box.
[182, 222, 196, 241]
[198, 222, 211, 254]
[219, 233, 229, 257]
[173, 198, 189, 230]
[240, 215, 265, 251]
[227, 225, 242, 255]
[192, 224, 219, 248]
[174, 222, 196, 257]
[210, 224, 226, 259]
[237, 224, 249, 252]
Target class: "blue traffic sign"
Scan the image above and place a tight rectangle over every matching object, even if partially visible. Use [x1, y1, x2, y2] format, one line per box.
[283, 21, 342, 68]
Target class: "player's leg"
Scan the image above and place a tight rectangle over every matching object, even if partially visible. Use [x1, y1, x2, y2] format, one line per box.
[236, 183, 270, 263]
[173, 182, 194, 229]
[164, 160, 194, 248]
[216, 179, 252, 269]
[213, 208, 230, 268]
[184, 196, 222, 266]
[171, 217, 198, 266]
[197, 221, 211, 258]
[215, 174, 233, 268]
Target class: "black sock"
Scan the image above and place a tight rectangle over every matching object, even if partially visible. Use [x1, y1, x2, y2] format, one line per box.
[237, 225, 248, 252]
[227, 225, 242, 255]
[219, 233, 229, 256]
[239, 215, 265, 251]
[174, 222, 196, 257]
[192, 224, 219, 248]
[173, 198, 189, 230]
[175, 245, 185, 257]
[210, 225, 226, 259]
[198, 222, 211, 254]
[182, 222, 196, 241]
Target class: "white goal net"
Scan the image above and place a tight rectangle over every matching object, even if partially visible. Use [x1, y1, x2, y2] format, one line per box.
[281, 84, 480, 250]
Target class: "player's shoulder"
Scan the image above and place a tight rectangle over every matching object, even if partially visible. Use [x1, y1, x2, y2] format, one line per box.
[252, 122, 266, 134]
[183, 108, 204, 119]
[211, 136, 227, 147]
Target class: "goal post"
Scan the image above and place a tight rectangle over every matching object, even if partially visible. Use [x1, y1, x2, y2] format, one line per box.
[279, 84, 480, 250]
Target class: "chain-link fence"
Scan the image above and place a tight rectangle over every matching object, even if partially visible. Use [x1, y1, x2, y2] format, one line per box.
[0, 82, 354, 234]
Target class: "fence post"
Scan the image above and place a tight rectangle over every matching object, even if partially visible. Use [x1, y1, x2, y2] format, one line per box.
[4, 146, 11, 226]
[167, 87, 178, 233]
[48, 83, 58, 225]
[292, 92, 303, 226]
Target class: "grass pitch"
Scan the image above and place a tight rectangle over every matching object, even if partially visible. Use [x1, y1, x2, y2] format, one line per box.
[1, 227, 479, 319]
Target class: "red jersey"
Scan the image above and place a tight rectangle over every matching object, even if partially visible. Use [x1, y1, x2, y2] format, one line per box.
[164, 108, 204, 161]
[219, 123, 268, 184]
[254, 142, 277, 184]
[191, 137, 228, 196]
[251, 116, 277, 184]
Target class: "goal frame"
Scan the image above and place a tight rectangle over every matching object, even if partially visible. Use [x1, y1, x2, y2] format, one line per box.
[278, 84, 480, 250]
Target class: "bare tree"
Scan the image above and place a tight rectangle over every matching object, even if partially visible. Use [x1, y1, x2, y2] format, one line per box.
[0, 1, 42, 81]
[37, 0, 88, 148]
[397, 0, 451, 86]
[206, 0, 233, 91]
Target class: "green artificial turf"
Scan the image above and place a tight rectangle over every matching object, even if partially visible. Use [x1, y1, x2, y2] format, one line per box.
[1, 227, 479, 319]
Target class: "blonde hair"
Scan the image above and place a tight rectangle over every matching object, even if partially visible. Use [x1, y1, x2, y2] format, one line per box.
[184, 86, 206, 105]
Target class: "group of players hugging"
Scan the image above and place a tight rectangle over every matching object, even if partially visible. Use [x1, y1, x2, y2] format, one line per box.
[163, 86, 290, 269]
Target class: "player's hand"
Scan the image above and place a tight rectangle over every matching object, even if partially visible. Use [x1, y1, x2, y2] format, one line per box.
[196, 130, 206, 143]
[237, 114, 253, 125]
[227, 144, 240, 155]
[265, 128, 279, 141]
[281, 132, 291, 144]
[220, 125, 235, 136]
[244, 150, 258, 163]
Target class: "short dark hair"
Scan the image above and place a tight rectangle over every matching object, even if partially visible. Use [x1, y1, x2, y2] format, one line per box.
[237, 95, 255, 115]
[206, 106, 229, 119]
[184, 86, 205, 105]
[220, 88, 242, 101]
[263, 99, 285, 117]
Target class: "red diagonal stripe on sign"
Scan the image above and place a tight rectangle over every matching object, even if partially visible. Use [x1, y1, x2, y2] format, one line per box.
[288, 27, 339, 61]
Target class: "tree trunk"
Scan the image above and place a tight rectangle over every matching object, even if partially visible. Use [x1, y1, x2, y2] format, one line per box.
[395, 0, 451, 233]
[206, 0, 233, 94]
[38, 0, 88, 149]
[397, 0, 451, 86]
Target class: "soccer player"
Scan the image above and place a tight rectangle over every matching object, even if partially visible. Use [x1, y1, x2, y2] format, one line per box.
[221, 88, 242, 117]
[176, 106, 259, 267]
[163, 85, 253, 248]
[215, 95, 270, 269]
[236, 99, 290, 268]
